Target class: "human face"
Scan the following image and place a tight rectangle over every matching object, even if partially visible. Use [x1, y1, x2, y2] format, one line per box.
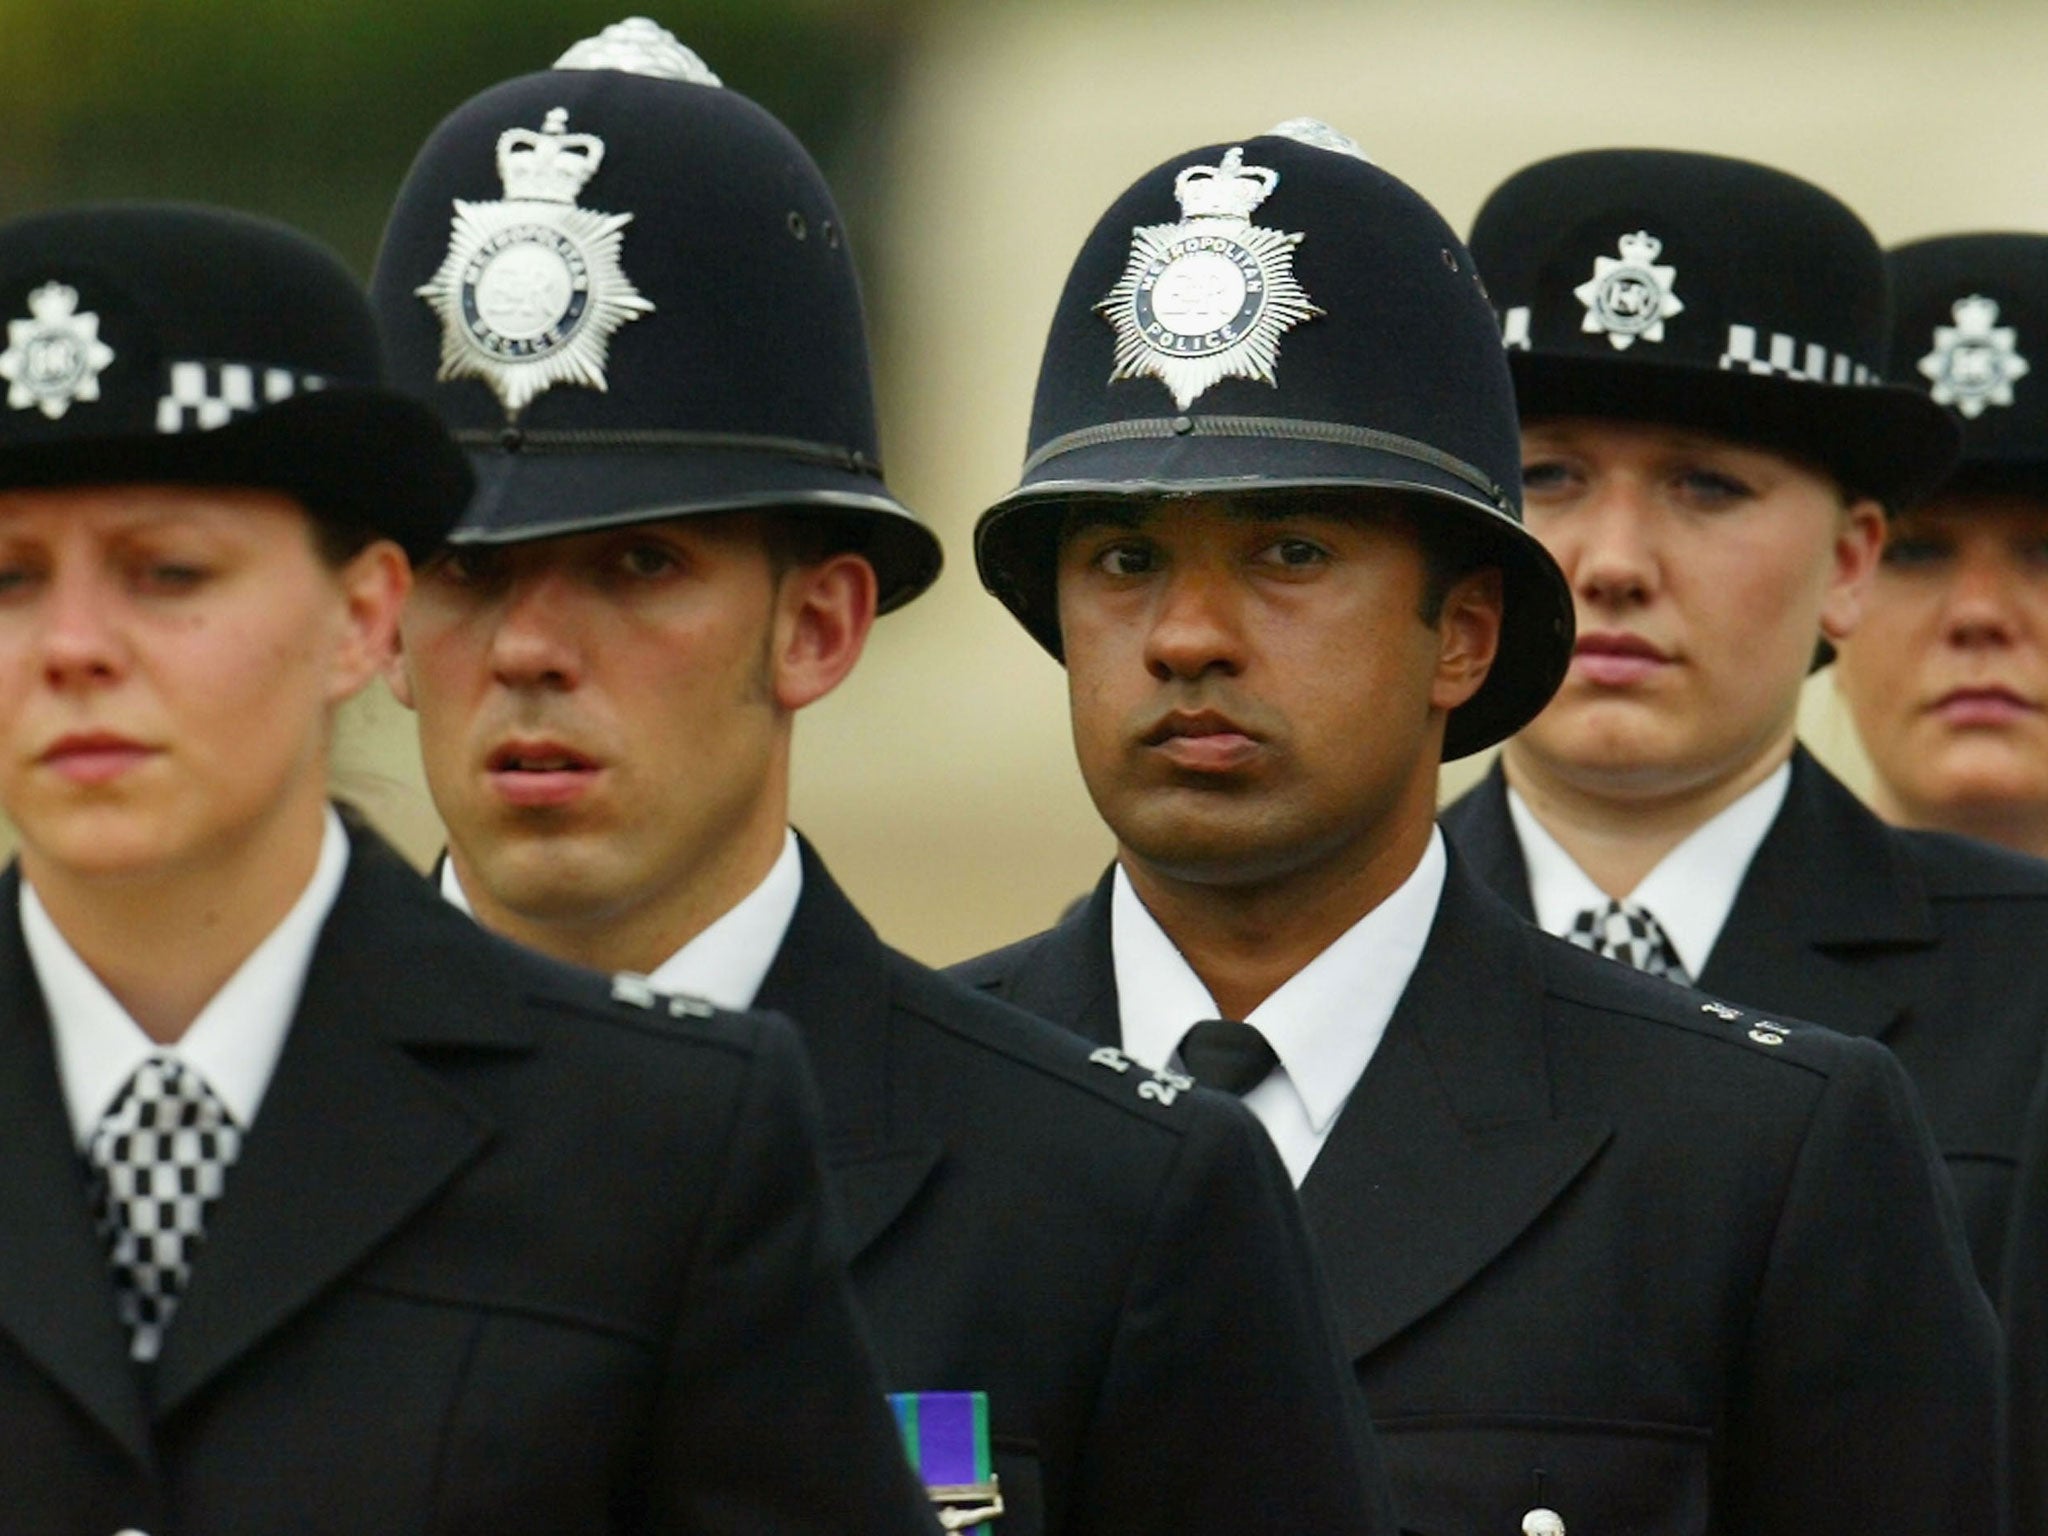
[0, 485, 396, 886]
[392, 517, 798, 948]
[1508, 418, 1883, 807]
[1834, 493, 2048, 835]
[1056, 496, 1499, 893]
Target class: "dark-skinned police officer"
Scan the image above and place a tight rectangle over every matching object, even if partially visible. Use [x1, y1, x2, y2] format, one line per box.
[370, 22, 1397, 1536]
[952, 123, 2000, 1533]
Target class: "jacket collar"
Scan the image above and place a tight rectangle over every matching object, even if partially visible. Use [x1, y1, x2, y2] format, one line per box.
[985, 866, 1121, 1048]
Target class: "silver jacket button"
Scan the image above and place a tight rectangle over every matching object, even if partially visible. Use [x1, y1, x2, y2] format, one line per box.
[1522, 1509, 1565, 1536]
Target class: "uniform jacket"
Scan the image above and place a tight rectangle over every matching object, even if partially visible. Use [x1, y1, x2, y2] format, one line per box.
[0, 825, 937, 1536]
[952, 850, 2000, 1536]
[1443, 746, 2048, 1290]
[758, 843, 1398, 1536]
[2003, 1061, 2048, 1535]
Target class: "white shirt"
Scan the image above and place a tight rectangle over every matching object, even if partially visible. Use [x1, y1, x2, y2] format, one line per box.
[1111, 829, 1447, 1186]
[29, 807, 351, 1146]
[441, 827, 804, 1012]
[1509, 762, 1791, 980]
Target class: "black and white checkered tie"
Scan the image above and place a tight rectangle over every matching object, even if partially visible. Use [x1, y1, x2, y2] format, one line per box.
[84, 1057, 243, 1363]
[1566, 899, 1693, 987]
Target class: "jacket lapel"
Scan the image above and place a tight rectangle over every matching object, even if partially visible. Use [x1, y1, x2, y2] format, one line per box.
[755, 842, 940, 1262]
[0, 869, 156, 1469]
[987, 870, 1122, 1048]
[151, 833, 515, 1418]
[1299, 857, 1611, 1362]
[1696, 749, 1929, 1041]
[1438, 760, 1538, 921]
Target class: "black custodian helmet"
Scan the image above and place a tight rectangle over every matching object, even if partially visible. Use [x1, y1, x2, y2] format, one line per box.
[1887, 233, 2048, 502]
[974, 122, 1574, 760]
[1469, 148, 1960, 511]
[371, 18, 941, 611]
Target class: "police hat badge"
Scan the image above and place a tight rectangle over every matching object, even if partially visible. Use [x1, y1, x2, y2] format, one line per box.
[372, 18, 941, 611]
[0, 203, 469, 559]
[973, 121, 1575, 761]
[1470, 148, 1959, 510]
[1888, 234, 2048, 500]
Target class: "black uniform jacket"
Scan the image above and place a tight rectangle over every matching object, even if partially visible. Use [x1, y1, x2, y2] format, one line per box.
[0, 826, 937, 1536]
[1443, 746, 2048, 1290]
[2003, 1065, 2048, 1535]
[757, 843, 1398, 1536]
[951, 850, 2000, 1536]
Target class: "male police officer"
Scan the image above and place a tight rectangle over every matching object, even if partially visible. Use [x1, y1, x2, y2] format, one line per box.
[372, 25, 1396, 1536]
[1835, 233, 2048, 859]
[954, 124, 1998, 1533]
[1440, 151, 2048, 1293]
[0, 202, 937, 1535]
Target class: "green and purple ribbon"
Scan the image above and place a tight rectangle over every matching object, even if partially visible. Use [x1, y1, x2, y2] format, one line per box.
[889, 1390, 993, 1490]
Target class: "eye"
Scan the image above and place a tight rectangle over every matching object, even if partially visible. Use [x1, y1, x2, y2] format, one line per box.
[1672, 467, 1754, 508]
[137, 561, 209, 592]
[1881, 534, 1952, 569]
[1091, 541, 1157, 578]
[426, 547, 503, 588]
[616, 540, 681, 579]
[1254, 536, 1329, 569]
[1520, 459, 1578, 497]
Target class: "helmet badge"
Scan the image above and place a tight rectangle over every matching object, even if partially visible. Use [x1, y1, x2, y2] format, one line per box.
[1919, 293, 2030, 419]
[415, 108, 655, 418]
[1, 282, 116, 420]
[1574, 229, 1683, 351]
[1097, 146, 1323, 410]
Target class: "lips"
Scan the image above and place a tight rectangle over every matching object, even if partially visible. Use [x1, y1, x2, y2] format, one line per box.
[1931, 686, 2040, 729]
[486, 740, 602, 808]
[1141, 709, 1263, 773]
[1571, 631, 1670, 688]
[39, 731, 156, 787]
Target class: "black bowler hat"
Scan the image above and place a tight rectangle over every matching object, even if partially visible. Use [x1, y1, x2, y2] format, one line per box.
[1468, 148, 1959, 510]
[371, 18, 941, 612]
[1887, 233, 2048, 501]
[974, 122, 1575, 761]
[0, 203, 471, 560]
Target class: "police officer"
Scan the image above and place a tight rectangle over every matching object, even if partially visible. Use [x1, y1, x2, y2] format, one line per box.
[953, 124, 1998, 1532]
[1835, 233, 2048, 858]
[0, 200, 937, 1534]
[1439, 150, 2048, 1293]
[371, 23, 1396, 1535]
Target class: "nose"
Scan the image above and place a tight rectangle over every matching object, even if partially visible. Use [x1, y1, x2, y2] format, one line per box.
[1939, 544, 2022, 650]
[488, 567, 587, 690]
[1144, 561, 1246, 682]
[39, 564, 126, 691]
[1563, 477, 1659, 613]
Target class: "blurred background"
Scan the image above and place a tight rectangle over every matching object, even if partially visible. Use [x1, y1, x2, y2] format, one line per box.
[2, 0, 2043, 961]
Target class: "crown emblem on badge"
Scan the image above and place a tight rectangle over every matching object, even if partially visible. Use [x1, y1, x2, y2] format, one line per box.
[1574, 229, 1683, 350]
[415, 107, 655, 418]
[1097, 147, 1324, 410]
[1, 282, 117, 420]
[496, 110, 606, 204]
[1919, 293, 2030, 419]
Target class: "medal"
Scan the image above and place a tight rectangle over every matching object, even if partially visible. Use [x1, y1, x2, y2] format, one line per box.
[890, 1391, 1005, 1531]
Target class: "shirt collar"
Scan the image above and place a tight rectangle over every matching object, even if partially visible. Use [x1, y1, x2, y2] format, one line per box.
[440, 827, 804, 1013]
[29, 806, 351, 1146]
[1509, 761, 1791, 977]
[1113, 828, 1447, 1135]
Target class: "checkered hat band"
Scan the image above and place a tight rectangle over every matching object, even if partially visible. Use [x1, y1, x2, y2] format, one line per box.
[154, 359, 325, 435]
[1718, 325, 1875, 385]
[84, 1057, 244, 1362]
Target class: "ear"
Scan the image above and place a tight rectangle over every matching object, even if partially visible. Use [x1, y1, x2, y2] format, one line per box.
[768, 551, 878, 712]
[1818, 497, 1887, 642]
[1429, 565, 1505, 714]
[328, 539, 412, 707]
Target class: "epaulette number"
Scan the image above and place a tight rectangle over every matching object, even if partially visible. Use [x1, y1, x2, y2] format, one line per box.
[1090, 1046, 1194, 1106]
[610, 971, 717, 1019]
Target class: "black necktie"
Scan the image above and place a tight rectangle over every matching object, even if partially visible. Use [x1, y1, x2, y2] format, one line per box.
[1177, 1018, 1279, 1096]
